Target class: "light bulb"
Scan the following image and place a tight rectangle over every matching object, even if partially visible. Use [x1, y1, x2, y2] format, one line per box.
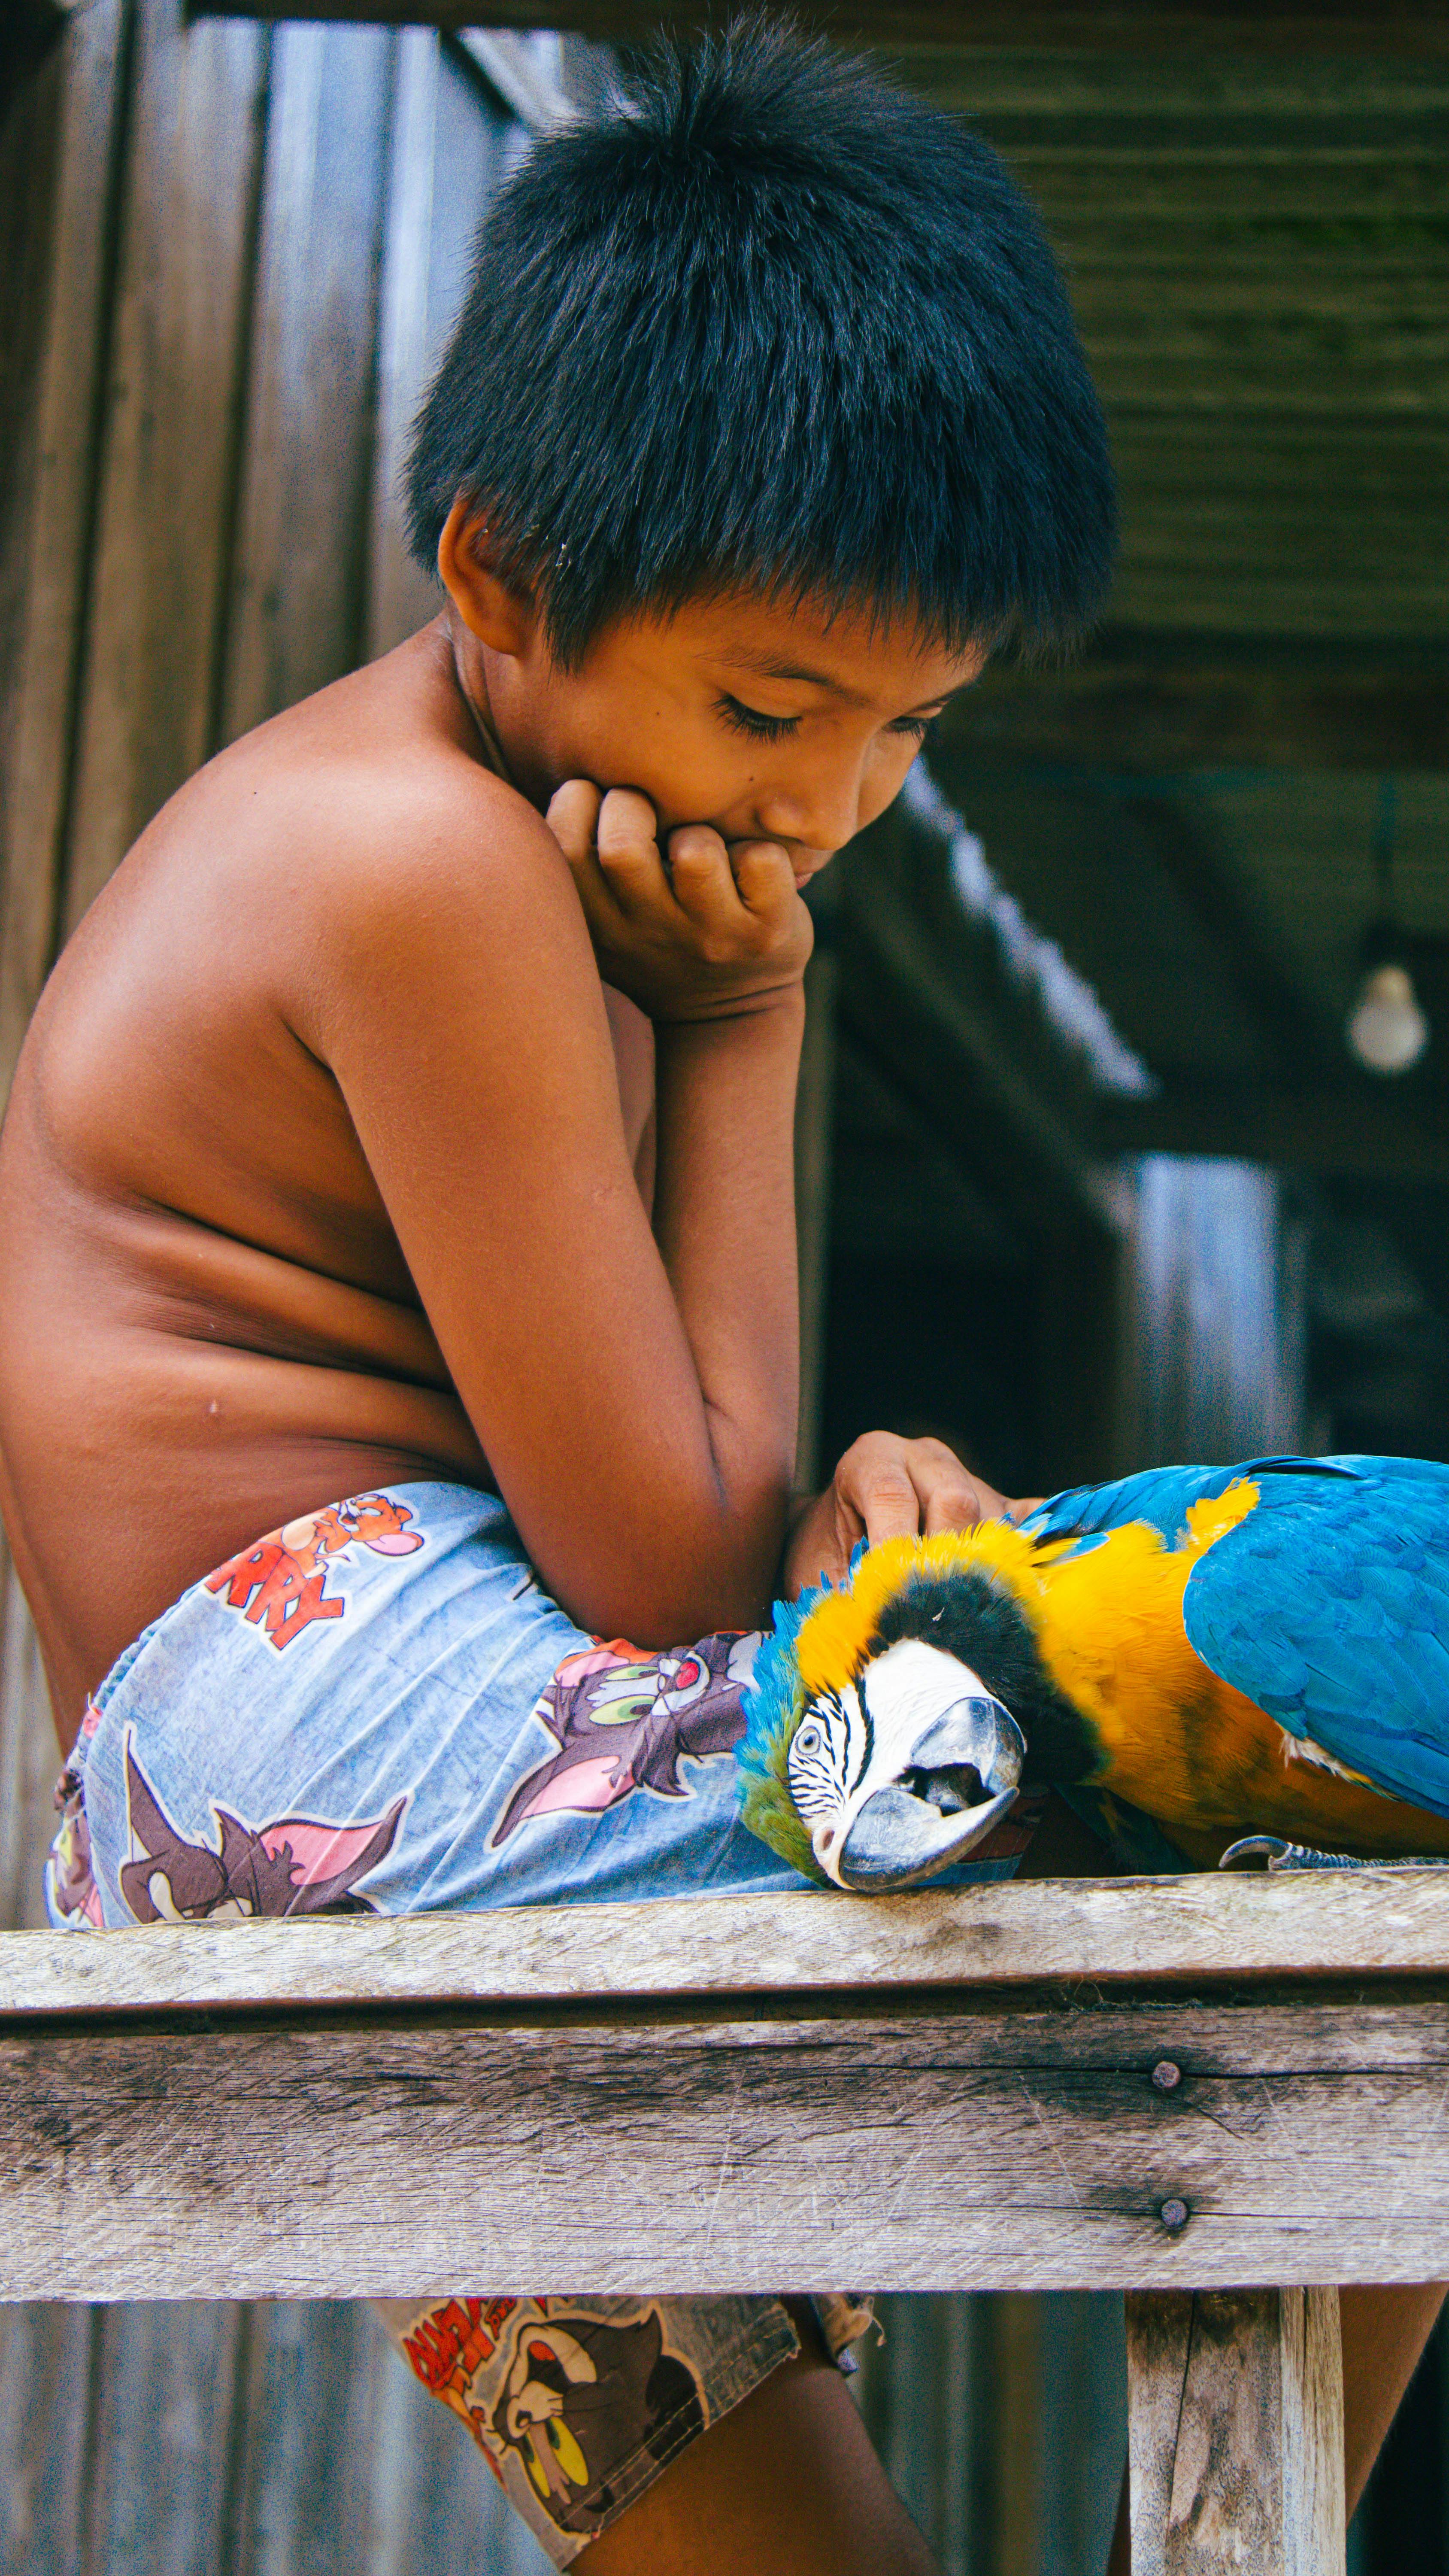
[1346, 962, 1429, 1075]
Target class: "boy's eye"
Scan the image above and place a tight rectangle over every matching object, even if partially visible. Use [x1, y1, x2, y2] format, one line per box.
[715, 696, 943, 745]
[717, 694, 801, 743]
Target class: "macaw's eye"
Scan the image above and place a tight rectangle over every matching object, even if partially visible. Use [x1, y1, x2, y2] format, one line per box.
[796, 1722, 822, 1756]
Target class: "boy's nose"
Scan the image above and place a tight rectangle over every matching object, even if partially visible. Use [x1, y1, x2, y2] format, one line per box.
[755, 778, 859, 860]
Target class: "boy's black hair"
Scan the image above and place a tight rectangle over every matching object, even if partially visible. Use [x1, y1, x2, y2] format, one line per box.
[407, 21, 1116, 665]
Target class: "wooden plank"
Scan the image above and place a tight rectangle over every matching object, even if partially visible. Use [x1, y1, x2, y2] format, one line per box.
[940, 657, 1449, 777]
[227, 2303, 382, 2576]
[15, 1872, 1449, 2017]
[1126, 2287, 1343, 2574]
[888, 46, 1449, 116]
[9, 1997, 1449, 2297]
[190, 0, 1449, 60]
[0, 1547, 62, 1934]
[82, 2303, 247, 2575]
[0, 30, 67, 1085]
[454, 28, 572, 131]
[990, 2295, 1043, 2576]
[60, 0, 268, 938]
[366, 33, 515, 660]
[0, 2302, 95, 2572]
[841, 835, 1128, 1241]
[219, 21, 395, 742]
[855, 2293, 991, 2572]
[0, 0, 128, 1102]
[1098, 1084, 1449, 1185]
[366, 27, 443, 662]
[1282, 2287, 1345, 2575]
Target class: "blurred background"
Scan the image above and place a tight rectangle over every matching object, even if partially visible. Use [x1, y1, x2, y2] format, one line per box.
[1, 2, 1446, 2568]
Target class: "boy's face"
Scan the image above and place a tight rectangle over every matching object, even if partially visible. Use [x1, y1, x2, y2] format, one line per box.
[449, 538, 987, 884]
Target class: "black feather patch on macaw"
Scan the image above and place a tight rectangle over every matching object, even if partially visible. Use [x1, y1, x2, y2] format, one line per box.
[865, 1566, 1100, 1788]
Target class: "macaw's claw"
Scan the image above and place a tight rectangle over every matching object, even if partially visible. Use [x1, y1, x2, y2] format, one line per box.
[1219, 1834, 1449, 1872]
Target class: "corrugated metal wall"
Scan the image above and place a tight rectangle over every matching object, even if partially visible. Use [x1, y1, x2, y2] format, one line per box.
[0, 13, 1307, 2570]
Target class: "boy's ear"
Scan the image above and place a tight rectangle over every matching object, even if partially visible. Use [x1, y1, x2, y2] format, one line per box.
[437, 496, 537, 656]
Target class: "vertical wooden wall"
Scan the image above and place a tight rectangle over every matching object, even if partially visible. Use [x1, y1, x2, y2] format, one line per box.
[1119, 1156, 1306, 1466]
[0, 12, 554, 2570]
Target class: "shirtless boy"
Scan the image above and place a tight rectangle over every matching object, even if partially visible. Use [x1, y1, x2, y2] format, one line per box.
[0, 25, 1437, 2574]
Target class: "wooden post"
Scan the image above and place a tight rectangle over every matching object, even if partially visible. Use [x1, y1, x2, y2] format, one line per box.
[1125, 2287, 1345, 2576]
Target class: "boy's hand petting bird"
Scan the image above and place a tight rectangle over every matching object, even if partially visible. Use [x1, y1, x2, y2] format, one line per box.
[547, 779, 813, 1024]
[784, 1432, 1036, 1599]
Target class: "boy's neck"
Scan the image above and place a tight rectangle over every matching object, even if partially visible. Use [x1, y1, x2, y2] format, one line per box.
[446, 622, 523, 792]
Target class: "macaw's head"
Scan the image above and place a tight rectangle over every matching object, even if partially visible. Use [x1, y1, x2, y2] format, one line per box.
[737, 1525, 1097, 1890]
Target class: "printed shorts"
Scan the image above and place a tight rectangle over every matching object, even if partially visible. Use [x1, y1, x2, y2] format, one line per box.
[47, 1481, 1038, 2562]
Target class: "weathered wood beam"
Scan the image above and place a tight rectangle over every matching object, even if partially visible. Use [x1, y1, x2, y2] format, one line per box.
[189, 2, 1449, 55]
[1126, 2287, 1345, 2576]
[1099, 1083, 1449, 1183]
[11, 1870, 1449, 2017]
[941, 643, 1449, 780]
[9, 1915, 1449, 2297]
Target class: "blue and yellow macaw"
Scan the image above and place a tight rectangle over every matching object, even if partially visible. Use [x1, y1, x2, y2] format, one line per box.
[737, 1454, 1449, 1886]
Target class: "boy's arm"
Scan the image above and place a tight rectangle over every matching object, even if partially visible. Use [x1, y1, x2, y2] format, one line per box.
[303, 769, 805, 1646]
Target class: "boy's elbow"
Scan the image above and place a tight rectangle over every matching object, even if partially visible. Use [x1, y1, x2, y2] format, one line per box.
[553, 1516, 785, 1651]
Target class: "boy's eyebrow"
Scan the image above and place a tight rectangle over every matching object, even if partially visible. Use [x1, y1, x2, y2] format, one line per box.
[717, 648, 968, 711]
[719, 648, 864, 697]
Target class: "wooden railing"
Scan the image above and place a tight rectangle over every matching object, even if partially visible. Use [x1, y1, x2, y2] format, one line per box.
[7, 1871, 1449, 2570]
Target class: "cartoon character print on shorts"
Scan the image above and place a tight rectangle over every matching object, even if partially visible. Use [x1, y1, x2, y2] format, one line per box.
[491, 2306, 705, 2535]
[400, 2297, 521, 2472]
[491, 1630, 762, 1844]
[400, 2297, 704, 2538]
[203, 1492, 424, 1650]
[117, 1739, 404, 1923]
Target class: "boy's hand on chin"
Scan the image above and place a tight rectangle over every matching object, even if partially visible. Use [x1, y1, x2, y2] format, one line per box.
[547, 780, 813, 1023]
[782, 1431, 1042, 1599]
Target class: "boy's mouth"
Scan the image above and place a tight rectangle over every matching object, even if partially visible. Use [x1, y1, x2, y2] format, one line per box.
[788, 851, 834, 888]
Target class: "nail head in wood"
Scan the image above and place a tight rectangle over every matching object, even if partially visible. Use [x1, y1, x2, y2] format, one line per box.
[1152, 2060, 1182, 2090]
[1159, 2197, 1189, 2233]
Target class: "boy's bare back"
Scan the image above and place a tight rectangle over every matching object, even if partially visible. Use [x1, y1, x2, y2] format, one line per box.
[0, 627, 658, 1723]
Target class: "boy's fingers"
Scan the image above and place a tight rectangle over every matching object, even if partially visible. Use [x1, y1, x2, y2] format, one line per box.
[835, 1434, 926, 1549]
[667, 826, 746, 932]
[728, 838, 800, 921]
[597, 788, 661, 860]
[912, 1436, 1010, 1534]
[833, 1432, 1008, 1552]
[922, 1473, 1006, 1534]
[545, 778, 602, 865]
[859, 1464, 925, 1548]
[596, 788, 672, 915]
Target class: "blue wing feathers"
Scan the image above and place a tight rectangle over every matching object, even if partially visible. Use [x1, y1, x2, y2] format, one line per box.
[1022, 1455, 1362, 1554]
[1174, 1462, 1449, 1816]
[1024, 1453, 1449, 1816]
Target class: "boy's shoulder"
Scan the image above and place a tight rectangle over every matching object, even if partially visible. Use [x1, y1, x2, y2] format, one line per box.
[247, 629, 555, 881]
[185, 628, 574, 972]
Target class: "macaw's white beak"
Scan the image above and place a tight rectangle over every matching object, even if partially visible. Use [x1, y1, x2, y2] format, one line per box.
[804, 1640, 1028, 1893]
